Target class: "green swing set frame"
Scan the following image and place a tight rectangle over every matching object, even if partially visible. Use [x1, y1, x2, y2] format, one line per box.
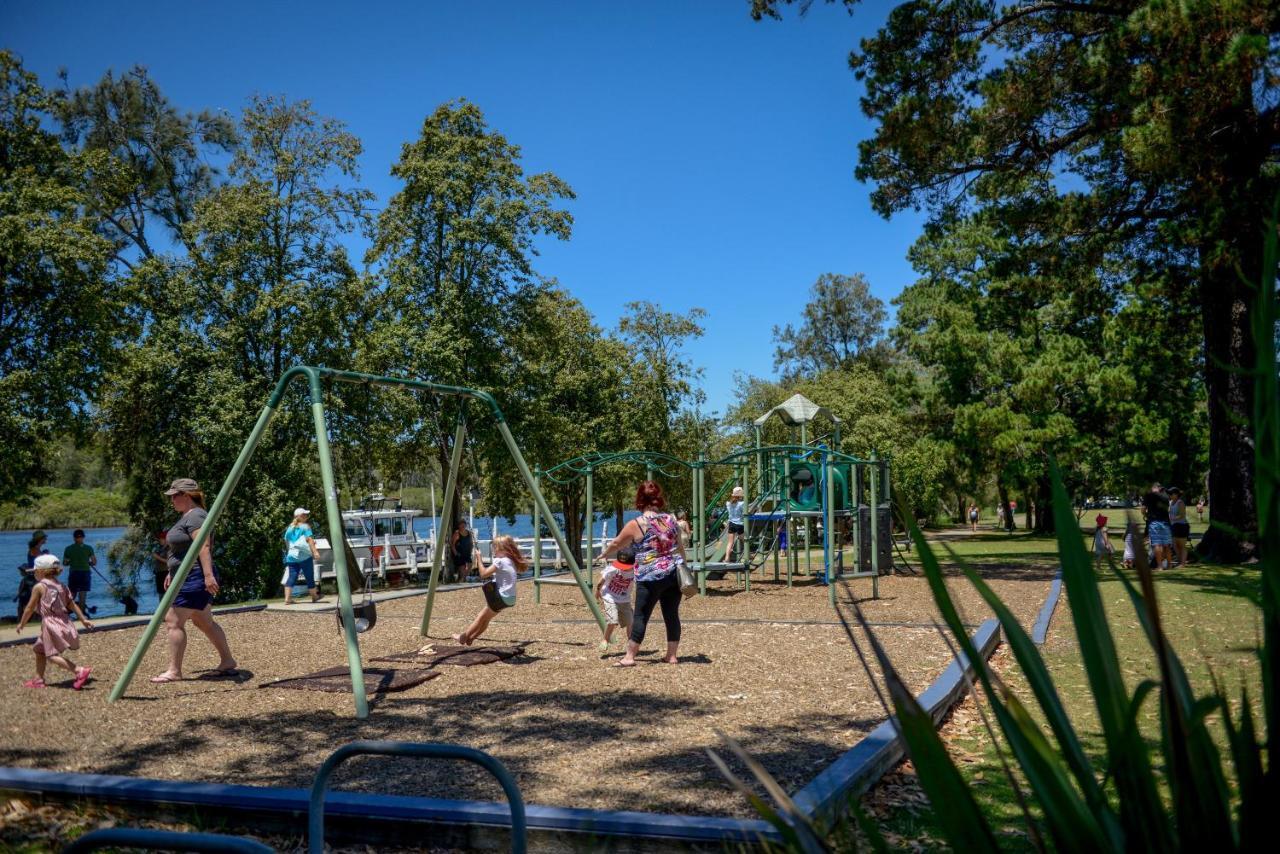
[107, 366, 609, 719]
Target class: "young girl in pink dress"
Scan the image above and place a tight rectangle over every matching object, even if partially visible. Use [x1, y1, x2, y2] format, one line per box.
[16, 554, 94, 689]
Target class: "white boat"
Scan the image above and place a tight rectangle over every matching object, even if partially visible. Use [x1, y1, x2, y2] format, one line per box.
[313, 494, 432, 583]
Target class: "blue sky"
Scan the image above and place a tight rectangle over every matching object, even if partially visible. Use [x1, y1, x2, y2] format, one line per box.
[5, 0, 924, 417]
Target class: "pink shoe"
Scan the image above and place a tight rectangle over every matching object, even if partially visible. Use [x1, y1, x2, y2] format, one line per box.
[22, 678, 45, 689]
[73, 667, 93, 690]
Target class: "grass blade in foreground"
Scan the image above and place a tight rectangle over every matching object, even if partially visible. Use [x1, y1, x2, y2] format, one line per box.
[842, 596, 1000, 853]
[909, 530, 1109, 852]
[1048, 461, 1173, 850]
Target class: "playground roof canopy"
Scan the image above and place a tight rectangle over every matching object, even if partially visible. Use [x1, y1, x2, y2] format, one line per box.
[753, 393, 841, 428]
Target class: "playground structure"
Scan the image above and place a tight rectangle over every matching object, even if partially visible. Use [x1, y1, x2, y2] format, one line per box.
[530, 451, 694, 602]
[107, 366, 610, 719]
[537, 394, 894, 607]
[691, 394, 892, 607]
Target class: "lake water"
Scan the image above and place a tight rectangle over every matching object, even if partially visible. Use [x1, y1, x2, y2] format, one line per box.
[2, 511, 637, 619]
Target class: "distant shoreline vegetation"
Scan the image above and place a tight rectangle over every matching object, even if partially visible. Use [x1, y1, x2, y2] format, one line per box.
[0, 487, 129, 531]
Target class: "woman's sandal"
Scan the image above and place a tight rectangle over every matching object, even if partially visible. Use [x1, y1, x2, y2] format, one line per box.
[612, 660, 637, 668]
[22, 678, 45, 689]
[149, 673, 183, 684]
[73, 667, 93, 690]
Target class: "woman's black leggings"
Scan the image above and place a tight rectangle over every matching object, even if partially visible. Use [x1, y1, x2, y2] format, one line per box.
[630, 571, 682, 645]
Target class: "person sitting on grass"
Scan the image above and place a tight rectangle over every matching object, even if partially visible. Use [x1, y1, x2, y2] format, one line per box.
[16, 555, 93, 690]
[594, 546, 636, 654]
[453, 535, 525, 647]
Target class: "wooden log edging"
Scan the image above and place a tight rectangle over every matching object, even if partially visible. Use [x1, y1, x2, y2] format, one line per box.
[0, 765, 777, 848]
[791, 618, 1002, 825]
[0, 614, 1016, 847]
[1031, 568, 1064, 645]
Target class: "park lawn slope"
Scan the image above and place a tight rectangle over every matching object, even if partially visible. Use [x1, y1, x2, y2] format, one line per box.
[865, 535, 1263, 850]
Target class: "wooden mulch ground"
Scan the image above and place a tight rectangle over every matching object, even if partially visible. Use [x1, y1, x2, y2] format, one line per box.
[0, 563, 1052, 825]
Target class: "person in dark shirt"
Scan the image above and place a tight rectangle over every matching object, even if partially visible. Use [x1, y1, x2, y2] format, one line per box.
[149, 478, 237, 684]
[1142, 484, 1172, 570]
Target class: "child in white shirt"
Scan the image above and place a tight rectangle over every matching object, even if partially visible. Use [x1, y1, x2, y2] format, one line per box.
[1122, 523, 1136, 569]
[454, 535, 524, 646]
[595, 546, 635, 653]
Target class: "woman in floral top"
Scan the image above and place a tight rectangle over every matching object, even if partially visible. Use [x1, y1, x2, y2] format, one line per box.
[598, 481, 687, 667]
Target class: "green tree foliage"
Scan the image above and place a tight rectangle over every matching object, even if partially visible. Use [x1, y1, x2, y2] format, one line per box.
[100, 97, 369, 597]
[755, 0, 1277, 559]
[772, 272, 888, 380]
[361, 99, 575, 522]
[503, 287, 629, 555]
[57, 64, 237, 265]
[618, 300, 708, 449]
[725, 366, 946, 519]
[0, 52, 119, 501]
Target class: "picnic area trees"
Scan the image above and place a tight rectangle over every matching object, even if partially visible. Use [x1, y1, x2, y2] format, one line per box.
[502, 287, 630, 561]
[753, 0, 1272, 555]
[56, 63, 238, 266]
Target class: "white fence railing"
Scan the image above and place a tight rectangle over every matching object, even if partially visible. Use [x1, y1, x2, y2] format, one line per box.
[314, 521, 613, 583]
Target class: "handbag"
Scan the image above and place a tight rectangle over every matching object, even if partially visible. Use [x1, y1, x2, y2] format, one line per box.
[676, 560, 697, 598]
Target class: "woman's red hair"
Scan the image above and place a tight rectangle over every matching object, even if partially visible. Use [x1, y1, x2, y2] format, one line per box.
[634, 480, 666, 511]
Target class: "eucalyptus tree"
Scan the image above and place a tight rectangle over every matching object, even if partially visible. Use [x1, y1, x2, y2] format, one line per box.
[618, 300, 707, 451]
[493, 287, 629, 556]
[0, 52, 118, 501]
[753, 0, 1278, 558]
[361, 99, 575, 525]
[57, 64, 237, 268]
[101, 96, 371, 596]
[772, 272, 889, 380]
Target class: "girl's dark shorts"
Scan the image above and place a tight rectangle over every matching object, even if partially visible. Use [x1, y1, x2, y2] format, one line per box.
[727, 522, 745, 534]
[1171, 521, 1191, 539]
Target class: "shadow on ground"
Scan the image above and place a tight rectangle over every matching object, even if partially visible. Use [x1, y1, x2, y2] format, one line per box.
[87, 687, 885, 816]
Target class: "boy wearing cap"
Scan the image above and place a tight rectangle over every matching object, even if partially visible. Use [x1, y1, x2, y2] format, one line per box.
[594, 547, 636, 653]
[63, 529, 98, 615]
[282, 507, 322, 605]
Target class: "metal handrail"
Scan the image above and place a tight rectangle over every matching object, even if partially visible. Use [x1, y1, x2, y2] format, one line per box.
[64, 828, 274, 853]
[309, 740, 526, 854]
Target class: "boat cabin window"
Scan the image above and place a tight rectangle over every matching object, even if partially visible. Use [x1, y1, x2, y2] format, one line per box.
[344, 520, 367, 539]
[373, 517, 407, 537]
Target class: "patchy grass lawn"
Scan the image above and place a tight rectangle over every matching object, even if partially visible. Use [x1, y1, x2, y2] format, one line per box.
[863, 531, 1264, 850]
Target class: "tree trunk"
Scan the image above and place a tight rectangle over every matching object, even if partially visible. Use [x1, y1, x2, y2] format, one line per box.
[955, 493, 965, 525]
[997, 480, 1016, 531]
[1033, 475, 1055, 534]
[1024, 495, 1032, 531]
[558, 486, 583, 568]
[1190, 92, 1267, 562]
[614, 499, 624, 538]
[1195, 217, 1260, 562]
